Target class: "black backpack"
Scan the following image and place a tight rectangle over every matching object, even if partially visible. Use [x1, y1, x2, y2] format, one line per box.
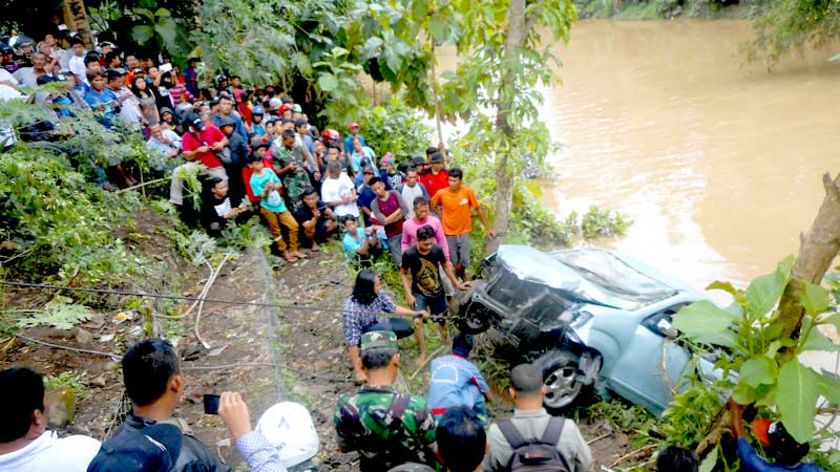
[498, 416, 571, 472]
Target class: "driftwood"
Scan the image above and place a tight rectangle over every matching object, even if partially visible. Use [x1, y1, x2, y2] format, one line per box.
[696, 173, 840, 458]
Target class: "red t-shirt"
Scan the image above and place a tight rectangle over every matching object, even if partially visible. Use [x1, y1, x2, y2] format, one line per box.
[421, 169, 449, 201]
[376, 191, 405, 238]
[182, 125, 226, 169]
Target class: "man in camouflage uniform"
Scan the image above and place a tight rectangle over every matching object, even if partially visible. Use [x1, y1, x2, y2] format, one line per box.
[334, 331, 438, 472]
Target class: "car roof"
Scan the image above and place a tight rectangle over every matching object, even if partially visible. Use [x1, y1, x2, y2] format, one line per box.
[494, 245, 685, 310]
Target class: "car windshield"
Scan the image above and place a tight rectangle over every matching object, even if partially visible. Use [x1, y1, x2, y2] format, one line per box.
[492, 246, 677, 311]
[551, 250, 676, 308]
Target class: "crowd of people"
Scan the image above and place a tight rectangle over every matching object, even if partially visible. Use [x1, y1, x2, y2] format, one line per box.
[0, 28, 826, 472]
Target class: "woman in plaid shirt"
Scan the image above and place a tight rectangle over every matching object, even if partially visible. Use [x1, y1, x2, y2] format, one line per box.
[343, 269, 429, 384]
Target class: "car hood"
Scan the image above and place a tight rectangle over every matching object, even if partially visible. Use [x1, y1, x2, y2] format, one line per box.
[495, 245, 679, 311]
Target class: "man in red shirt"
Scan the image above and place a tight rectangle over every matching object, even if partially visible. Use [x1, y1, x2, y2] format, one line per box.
[420, 151, 449, 200]
[170, 114, 229, 223]
[181, 114, 228, 173]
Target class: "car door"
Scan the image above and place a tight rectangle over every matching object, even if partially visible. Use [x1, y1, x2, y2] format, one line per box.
[606, 304, 692, 416]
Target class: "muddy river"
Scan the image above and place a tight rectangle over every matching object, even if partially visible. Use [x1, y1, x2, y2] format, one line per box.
[537, 19, 840, 289]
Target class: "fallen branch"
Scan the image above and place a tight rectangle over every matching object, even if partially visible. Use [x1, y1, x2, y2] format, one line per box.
[16, 334, 118, 358]
[609, 444, 657, 468]
[114, 177, 170, 194]
[587, 433, 611, 445]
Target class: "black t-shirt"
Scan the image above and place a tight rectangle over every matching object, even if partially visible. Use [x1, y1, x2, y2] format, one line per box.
[401, 245, 446, 297]
[293, 200, 327, 224]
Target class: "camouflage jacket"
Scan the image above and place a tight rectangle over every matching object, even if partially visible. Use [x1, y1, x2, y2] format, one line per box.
[334, 384, 438, 472]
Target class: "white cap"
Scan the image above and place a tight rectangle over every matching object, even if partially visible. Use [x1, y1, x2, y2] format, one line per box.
[255, 402, 319, 467]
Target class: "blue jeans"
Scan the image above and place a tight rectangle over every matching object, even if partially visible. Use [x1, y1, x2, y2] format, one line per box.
[362, 317, 414, 340]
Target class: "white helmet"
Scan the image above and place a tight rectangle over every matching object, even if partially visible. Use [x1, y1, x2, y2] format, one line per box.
[255, 402, 319, 467]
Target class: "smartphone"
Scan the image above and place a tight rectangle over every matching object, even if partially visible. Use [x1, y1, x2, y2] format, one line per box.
[159, 63, 173, 73]
[203, 394, 220, 415]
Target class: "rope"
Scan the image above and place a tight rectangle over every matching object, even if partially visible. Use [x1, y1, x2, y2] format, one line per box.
[14, 334, 351, 383]
[0, 280, 348, 314]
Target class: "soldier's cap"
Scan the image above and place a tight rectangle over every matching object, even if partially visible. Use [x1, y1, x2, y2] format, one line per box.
[360, 330, 398, 352]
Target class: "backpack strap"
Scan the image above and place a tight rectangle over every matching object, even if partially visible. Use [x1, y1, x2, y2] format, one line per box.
[498, 420, 528, 450]
[540, 416, 566, 446]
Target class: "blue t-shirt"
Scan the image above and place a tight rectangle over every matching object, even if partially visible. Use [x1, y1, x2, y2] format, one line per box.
[737, 438, 824, 472]
[344, 134, 367, 154]
[342, 227, 369, 256]
[427, 354, 489, 421]
[250, 169, 287, 213]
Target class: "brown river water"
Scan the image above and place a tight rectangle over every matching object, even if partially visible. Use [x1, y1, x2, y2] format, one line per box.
[535, 19, 840, 290]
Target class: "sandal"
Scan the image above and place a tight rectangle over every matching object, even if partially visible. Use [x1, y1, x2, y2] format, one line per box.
[293, 251, 308, 259]
[283, 254, 299, 263]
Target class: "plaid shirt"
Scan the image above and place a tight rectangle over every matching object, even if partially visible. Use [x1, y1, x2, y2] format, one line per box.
[235, 430, 287, 472]
[343, 293, 397, 346]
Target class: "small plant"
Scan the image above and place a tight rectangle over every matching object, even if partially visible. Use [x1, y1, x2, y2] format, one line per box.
[45, 370, 92, 402]
[585, 399, 654, 435]
[657, 382, 723, 449]
[581, 206, 631, 239]
[16, 296, 93, 330]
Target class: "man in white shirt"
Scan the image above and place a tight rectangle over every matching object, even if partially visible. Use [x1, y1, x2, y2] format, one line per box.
[321, 161, 360, 219]
[0, 368, 100, 472]
[13, 52, 55, 87]
[399, 168, 430, 219]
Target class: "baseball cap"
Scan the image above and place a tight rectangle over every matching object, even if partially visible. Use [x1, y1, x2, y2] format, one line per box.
[215, 74, 228, 84]
[87, 423, 182, 472]
[292, 104, 302, 113]
[362, 165, 375, 174]
[187, 113, 205, 130]
[411, 156, 427, 167]
[430, 152, 444, 163]
[381, 152, 394, 165]
[219, 117, 236, 129]
[349, 122, 359, 129]
[425, 146, 438, 155]
[360, 331, 398, 352]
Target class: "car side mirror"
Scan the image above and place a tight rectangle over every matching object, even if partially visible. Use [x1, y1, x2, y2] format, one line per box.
[657, 319, 678, 338]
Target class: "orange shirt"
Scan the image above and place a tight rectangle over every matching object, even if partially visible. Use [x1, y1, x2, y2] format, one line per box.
[431, 186, 479, 236]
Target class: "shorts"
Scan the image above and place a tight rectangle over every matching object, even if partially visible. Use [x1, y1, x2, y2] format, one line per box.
[413, 292, 448, 317]
[446, 233, 471, 267]
[362, 317, 414, 340]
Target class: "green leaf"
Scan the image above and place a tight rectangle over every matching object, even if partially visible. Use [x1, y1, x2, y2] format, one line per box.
[317, 73, 338, 92]
[776, 255, 795, 279]
[706, 280, 741, 296]
[776, 360, 820, 444]
[822, 313, 840, 331]
[801, 323, 840, 352]
[741, 356, 778, 388]
[131, 25, 155, 44]
[698, 446, 717, 472]
[16, 301, 93, 330]
[801, 281, 830, 317]
[746, 271, 785, 319]
[819, 372, 840, 404]
[361, 37, 384, 59]
[154, 19, 179, 49]
[732, 380, 758, 404]
[765, 337, 796, 358]
[673, 301, 738, 338]
[154, 7, 171, 18]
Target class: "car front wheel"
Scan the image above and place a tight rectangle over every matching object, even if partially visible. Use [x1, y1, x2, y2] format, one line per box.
[541, 353, 583, 411]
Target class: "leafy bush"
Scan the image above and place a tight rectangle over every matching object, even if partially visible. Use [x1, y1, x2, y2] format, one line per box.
[580, 205, 631, 239]
[0, 90, 154, 286]
[657, 383, 723, 449]
[357, 96, 433, 162]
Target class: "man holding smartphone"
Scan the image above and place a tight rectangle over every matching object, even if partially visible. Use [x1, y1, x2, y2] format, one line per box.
[294, 187, 338, 251]
[89, 339, 231, 471]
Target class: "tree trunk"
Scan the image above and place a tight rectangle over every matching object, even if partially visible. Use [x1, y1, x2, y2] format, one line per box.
[485, 0, 526, 255]
[695, 172, 840, 458]
[778, 173, 840, 339]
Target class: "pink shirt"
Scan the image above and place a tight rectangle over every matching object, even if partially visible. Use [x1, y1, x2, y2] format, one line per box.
[401, 215, 451, 261]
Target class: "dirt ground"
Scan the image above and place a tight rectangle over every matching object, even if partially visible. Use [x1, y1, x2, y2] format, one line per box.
[0, 211, 650, 470]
